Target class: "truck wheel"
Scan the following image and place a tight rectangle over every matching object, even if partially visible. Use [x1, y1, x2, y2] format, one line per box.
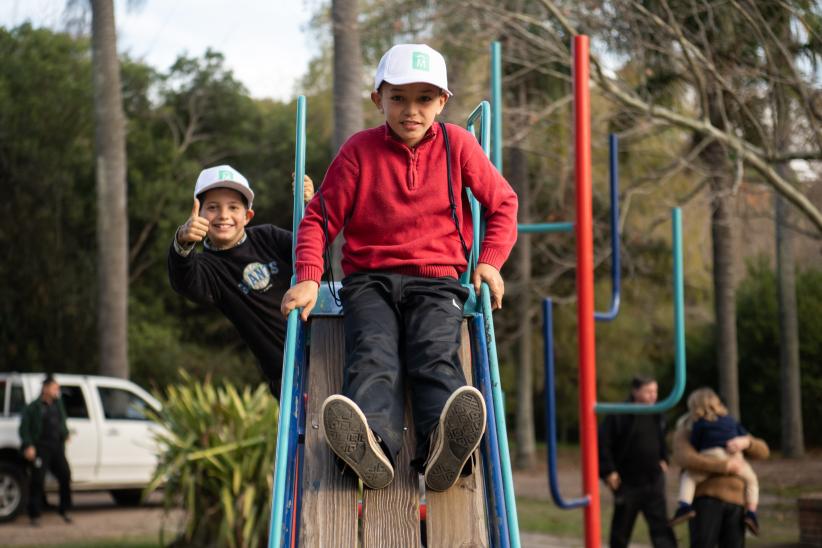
[110, 488, 143, 506]
[0, 462, 26, 522]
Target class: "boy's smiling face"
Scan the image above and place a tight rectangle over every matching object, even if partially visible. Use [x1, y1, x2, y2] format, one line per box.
[371, 82, 448, 148]
[199, 187, 254, 248]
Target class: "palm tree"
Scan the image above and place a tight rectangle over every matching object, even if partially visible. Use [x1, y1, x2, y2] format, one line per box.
[91, 0, 128, 379]
[330, 0, 364, 277]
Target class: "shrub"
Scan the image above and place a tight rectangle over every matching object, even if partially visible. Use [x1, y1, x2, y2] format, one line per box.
[146, 371, 278, 548]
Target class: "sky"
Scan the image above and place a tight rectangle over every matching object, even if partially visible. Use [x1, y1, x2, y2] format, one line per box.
[1, 0, 318, 101]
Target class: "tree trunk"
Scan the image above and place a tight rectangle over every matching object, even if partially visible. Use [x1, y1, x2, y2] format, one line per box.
[91, 0, 128, 379]
[510, 144, 535, 469]
[332, 0, 363, 153]
[330, 0, 363, 278]
[772, 14, 805, 457]
[775, 190, 804, 457]
[701, 92, 739, 417]
[709, 165, 739, 418]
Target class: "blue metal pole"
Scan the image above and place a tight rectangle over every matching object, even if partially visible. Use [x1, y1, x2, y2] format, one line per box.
[491, 41, 503, 172]
[517, 222, 574, 234]
[480, 284, 521, 548]
[543, 298, 590, 509]
[465, 101, 491, 281]
[472, 316, 511, 548]
[270, 95, 308, 548]
[595, 207, 686, 414]
[292, 96, 307, 254]
[269, 312, 300, 548]
[594, 133, 621, 321]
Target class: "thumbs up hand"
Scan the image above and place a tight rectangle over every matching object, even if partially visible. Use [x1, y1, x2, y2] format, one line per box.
[177, 198, 210, 244]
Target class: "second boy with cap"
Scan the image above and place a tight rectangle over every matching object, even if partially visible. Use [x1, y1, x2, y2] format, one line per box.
[282, 44, 518, 492]
[169, 165, 312, 396]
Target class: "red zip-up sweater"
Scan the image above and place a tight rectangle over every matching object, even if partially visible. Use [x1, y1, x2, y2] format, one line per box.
[295, 122, 518, 283]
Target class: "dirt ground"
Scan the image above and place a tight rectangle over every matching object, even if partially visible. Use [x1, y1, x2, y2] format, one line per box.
[2, 491, 183, 547]
[2, 449, 820, 547]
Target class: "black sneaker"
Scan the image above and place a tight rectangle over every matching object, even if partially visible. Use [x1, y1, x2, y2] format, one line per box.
[669, 502, 696, 526]
[30, 517, 41, 527]
[424, 386, 486, 492]
[744, 510, 759, 536]
[60, 512, 73, 524]
[321, 395, 394, 490]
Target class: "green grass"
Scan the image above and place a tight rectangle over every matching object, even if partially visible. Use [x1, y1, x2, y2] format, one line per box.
[12, 537, 161, 548]
[517, 495, 801, 547]
[516, 495, 653, 545]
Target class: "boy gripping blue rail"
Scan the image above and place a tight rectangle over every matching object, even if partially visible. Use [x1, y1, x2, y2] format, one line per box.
[282, 44, 518, 492]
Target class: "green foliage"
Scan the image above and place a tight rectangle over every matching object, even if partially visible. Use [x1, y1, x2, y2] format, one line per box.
[146, 372, 278, 548]
[0, 24, 96, 372]
[683, 260, 822, 448]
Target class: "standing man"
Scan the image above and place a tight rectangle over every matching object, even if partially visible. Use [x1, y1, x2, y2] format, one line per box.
[599, 375, 677, 548]
[19, 375, 73, 526]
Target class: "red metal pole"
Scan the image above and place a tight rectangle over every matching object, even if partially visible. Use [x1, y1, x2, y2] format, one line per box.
[573, 35, 601, 548]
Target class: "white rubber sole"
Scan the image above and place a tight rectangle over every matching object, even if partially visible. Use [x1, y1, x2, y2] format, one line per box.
[321, 395, 394, 490]
[424, 386, 486, 492]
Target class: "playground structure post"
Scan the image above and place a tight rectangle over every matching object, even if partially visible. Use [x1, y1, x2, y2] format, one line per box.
[491, 41, 503, 172]
[270, 96, 307, 548]
[573, 35, 602, 548]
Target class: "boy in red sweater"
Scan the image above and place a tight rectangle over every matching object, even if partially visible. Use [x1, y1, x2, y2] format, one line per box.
[281, 44, 518, 492]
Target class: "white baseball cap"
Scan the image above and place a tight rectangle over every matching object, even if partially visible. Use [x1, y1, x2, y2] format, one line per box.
[194, 165, 254, 209]
[374, 44, 452, 96]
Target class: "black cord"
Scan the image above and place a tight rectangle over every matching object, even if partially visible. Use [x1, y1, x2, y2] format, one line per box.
[440, 122, 471, 262]
[318, 190, 342, 307]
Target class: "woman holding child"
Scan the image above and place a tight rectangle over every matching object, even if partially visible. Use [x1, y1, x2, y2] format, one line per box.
[672, 388, 769, 547]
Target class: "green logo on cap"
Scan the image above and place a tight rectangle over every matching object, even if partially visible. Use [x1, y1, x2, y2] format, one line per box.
[412, 52, 430, 71]
[218, 169, 235, 181]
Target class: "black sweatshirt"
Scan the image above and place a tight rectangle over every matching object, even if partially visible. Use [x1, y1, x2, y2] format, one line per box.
[598, 412, 669, 486]
[168, 225, 293, 395]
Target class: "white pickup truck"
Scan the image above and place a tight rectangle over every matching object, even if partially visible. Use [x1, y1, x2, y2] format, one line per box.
[0, 373, 162, 522]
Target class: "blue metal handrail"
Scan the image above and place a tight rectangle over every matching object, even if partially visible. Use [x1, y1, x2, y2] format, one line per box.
[491, 42, 503, 173]
[270, 95, 308, 548]
[517, 133, 622, 324]
[594, 134, 621, 321]
[464, 100, 492, 283]
[517, 222, 574, 234]
[472, 316, 511, 548]
[543, 298, 590, 509]
[467, 98, 521, 547]
[594, 207, 686, 415]
[480, 284, 521, 548]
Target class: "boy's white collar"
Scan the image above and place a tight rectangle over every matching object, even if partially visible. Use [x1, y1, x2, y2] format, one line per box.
[204, 233, 247, 251]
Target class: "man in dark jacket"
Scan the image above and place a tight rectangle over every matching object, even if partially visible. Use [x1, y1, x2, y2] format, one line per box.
[19, 375, 72, 525]
[599, 376, 677, 548]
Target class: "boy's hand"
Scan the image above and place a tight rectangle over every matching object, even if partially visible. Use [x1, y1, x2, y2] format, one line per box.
[472, 263, 505, 310]
[291, 174, 315, 203]
[177, 198, 209, 244]
[281, 280, 320, 321]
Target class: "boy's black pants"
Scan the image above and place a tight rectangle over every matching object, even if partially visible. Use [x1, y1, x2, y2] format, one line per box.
[340, 272, 469, 468]
[27, 444, 72, 518]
